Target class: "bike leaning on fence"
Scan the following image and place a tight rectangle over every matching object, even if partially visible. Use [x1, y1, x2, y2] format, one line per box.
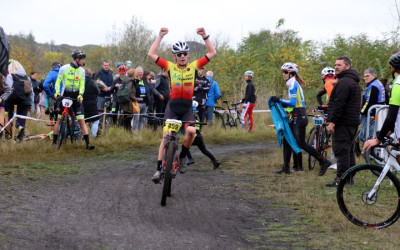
[336, 137, 400, 229]
[57, 97, 82, 149]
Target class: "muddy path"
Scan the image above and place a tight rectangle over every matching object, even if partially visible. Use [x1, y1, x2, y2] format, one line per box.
[0, 142, 302, 249]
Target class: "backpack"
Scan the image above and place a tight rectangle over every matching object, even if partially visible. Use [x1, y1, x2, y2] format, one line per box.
[6, 74, 28, 105]
[116, 81, 130, 104]
[13, 74, 32, 94]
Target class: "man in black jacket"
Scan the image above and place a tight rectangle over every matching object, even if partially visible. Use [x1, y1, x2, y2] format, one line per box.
[193, 67, 211, 122]
[323, 57, 361, 187]
[240, 71, 256, 132]
[154, 69, 170, 117]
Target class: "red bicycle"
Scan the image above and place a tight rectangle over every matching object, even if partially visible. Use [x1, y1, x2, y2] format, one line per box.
[57, 97, 82, 149]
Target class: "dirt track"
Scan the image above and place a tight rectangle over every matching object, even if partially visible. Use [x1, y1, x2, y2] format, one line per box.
[0, 142, 300, 249]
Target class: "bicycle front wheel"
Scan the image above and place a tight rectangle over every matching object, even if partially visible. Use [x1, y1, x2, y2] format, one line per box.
[57, 114, 68, 149]
[161, 141, 174, 206]
[307, 127, 319, 170]
[337, 164, 400, 229]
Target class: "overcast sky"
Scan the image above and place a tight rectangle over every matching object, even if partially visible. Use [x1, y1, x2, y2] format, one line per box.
[1, 0, 398, 48]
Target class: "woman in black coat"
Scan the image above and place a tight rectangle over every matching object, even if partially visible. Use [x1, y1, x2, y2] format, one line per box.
[83, 69, 100, 137]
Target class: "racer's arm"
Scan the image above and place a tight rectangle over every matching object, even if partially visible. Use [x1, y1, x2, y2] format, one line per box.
[376, 104, 398, 141]
[148, 27, 168, 62]
[316, 88, 326, 106]
[54, 69, 64, 97]
[243, 84, 252, 103]
[79, 68, 85, 96]
[197, 27, 216, 60]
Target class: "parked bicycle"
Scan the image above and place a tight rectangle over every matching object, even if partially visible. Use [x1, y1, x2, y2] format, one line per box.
[307, 110, 332, 170]
[336, 137, 400, 229]
[56, 97, 82, 149]
[214, 100, 242, 128]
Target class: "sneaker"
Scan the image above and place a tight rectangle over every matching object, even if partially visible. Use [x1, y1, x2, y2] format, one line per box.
[86, 144, 95, 150]
[326, 177, 340, 187]
[329, 163, 337, 169]
[152, 171, 161, 184]
[275, 168, 290, 174]
[213, 160, 220, 169]
[187, 157, 195, 165]
[179, 157, 187, 173]
[292, 166, 304, 172]
[318, 160, 331, 176]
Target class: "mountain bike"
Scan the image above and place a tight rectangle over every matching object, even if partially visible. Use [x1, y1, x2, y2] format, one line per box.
[147, 115, 206, 206]
[57, 97, 82, 149]
[215, 100, 241, 128]
[307, 111, 331, 170]
[337, 137, 400, 229]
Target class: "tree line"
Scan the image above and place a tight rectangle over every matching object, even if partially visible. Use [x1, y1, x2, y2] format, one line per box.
[7, 17, 400, 108]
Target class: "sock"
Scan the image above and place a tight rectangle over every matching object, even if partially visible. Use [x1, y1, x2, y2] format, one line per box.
[179, 145, 189, 159]
[53, 134, 58, 144]
[157, 160, 162, 171]
[83, 134, 89, 145]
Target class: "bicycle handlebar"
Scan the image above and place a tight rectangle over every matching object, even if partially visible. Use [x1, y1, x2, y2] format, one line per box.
[142, 115, 207, 126]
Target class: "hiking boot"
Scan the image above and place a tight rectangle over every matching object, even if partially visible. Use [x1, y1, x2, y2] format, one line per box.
[152, 171, 161, 184]
[86, 144, 95, 150]
[179, 157, 187, 173]
[187, 157, 195, 165]
[318, 160, 331, 176]
[275, 168, 290, 174]
[213, 160, 220, 169]
[326, 177, 340, 187]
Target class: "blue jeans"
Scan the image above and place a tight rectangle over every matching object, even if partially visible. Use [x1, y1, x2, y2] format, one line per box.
[206, 106, 215, 121]
[131, 103, 148, 131]
[358, 114, 375, 143]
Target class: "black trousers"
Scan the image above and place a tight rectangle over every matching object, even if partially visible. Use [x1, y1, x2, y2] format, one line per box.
[332, 125, 357, 177]
[155, 96, 169, 118]
[187, 134, 216, 162]
[283, 108, 325, 170]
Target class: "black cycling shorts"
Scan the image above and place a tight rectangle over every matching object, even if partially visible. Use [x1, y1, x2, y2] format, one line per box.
[57, 98, 84, 120]
[164, 102, 195, 128]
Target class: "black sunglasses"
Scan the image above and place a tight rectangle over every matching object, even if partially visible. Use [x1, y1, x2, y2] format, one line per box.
[176, 52, 188, 57]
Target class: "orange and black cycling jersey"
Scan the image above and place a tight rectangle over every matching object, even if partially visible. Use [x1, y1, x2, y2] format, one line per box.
[155, 56, 210, 106]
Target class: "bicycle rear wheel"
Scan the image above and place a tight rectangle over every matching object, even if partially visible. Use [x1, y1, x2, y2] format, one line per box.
[57, 114, 68, 149]
[337, 164, 400, 229]
[161, 141, 174, 206]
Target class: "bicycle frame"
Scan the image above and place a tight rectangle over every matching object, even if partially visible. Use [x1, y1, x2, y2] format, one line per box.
[59, 98, 81, 143]
[162, 132, 180, 175]
[367, 148, 400, 200]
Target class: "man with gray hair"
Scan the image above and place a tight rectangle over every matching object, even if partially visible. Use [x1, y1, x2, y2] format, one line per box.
[359, 67, 386, 142]
[205, 70, 221, 126]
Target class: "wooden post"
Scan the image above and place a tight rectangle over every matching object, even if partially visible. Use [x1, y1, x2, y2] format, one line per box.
[102, 106, 106, 135]
[11, 105, 17, 149]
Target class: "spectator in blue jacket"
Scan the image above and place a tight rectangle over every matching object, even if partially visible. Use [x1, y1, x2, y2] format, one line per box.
[43, 61, 62, 115]
[205, 71, 221, 126]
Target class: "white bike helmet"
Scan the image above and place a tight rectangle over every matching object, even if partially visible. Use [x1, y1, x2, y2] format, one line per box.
[321, 67, 335, 77]
[172, 41, 190, 54]
[244, 70, 254, 77]
[281, 62, 298, 73]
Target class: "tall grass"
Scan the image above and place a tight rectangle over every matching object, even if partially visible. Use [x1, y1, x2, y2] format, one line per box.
[0, 112, 277, 166]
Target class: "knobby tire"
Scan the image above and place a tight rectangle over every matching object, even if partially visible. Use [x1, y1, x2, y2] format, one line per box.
[337, 164, 400, 229]
[161, 141, 174, 206]
[57, 114, 68, 149]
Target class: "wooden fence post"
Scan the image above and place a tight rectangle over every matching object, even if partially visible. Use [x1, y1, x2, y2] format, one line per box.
[102, 106, 106, 135]
[11, 105, 17, 149]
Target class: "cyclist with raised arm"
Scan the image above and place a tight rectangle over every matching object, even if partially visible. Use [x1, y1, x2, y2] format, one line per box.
[52, 50, 95, 150]
[148, 27, 216, 183]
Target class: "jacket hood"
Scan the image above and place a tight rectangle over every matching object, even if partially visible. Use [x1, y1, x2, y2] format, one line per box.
[337, 69, 360, 83]
[15, 69, 26, 77]
[207, 76, 213, 82]
[122, 75, 133, 85]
